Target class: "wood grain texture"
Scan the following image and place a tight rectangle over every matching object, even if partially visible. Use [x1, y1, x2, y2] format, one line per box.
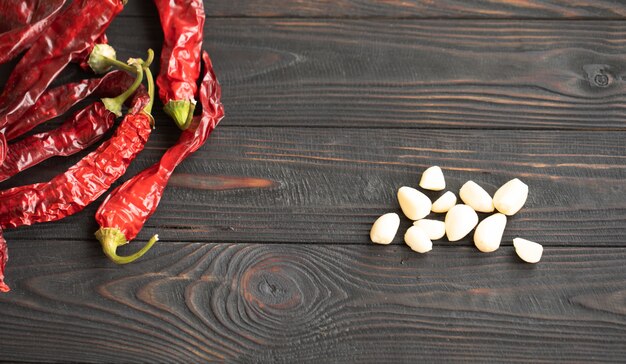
[1, 127, 624, 246]
[122, 0, 626, 19]
[102, 16, 626, 129]
[7, 16, 626, 130]
[0, 242, 624, 362]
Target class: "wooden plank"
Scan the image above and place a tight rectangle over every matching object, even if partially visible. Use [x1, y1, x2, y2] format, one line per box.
[102, 17, 626, 129]
[0, 242, 624, 362]
[122, 0, 626, 19]
[2, 127, 624, 246]
[5, 17, 626, 130]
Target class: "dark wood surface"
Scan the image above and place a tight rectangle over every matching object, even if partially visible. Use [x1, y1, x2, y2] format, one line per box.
[110, 17, 626, 129]
[1, 0, 625, 362]
[124, 1, 626, 19]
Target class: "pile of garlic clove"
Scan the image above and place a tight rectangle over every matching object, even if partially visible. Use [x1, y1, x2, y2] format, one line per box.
[370, 166, 543, 263]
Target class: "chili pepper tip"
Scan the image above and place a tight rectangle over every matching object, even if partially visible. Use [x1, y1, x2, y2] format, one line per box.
[96, 227, 158, 264]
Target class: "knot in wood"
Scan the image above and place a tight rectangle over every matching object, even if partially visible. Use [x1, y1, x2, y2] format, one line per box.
[593, 73, 610, 87]
[241, 259, 310, 315]
[583, 64, 613, 88]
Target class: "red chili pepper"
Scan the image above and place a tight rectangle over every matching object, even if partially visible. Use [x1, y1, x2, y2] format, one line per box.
[0, 70, 140, 182]
[154, 0, 205, 130]
[0, 0, 126, 163]
[0, 108, 152, 230]
[0, 103, 116, 183]
[3, 70, 132, 142]
[0, 0, 66, 65]
[0, 57, 153, 230]
[0, 56, 152, 293]
[95, 51, 223, 264]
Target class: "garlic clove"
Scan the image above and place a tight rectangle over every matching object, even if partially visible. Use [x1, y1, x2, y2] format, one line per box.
[513, 238, 543, 263]
[431, 191, 457, 213]
[459, 180, 494, 213]
[473, 213, 507, 253]
[419, 166, 446, 191]
[370, 213, 400, 245]
[404, 226, 433, 253]
[493, 178, 528, 216]
[397, 186, 432, 220]
[413, 219, 446, 240]
[445, 204, 479, 241]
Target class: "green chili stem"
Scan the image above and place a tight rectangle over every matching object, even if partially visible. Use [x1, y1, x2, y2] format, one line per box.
[141, 49, 155, 116]
[100, 48, 152, 74]
[101, 56, 137, 74]
[107, 235, 158, 265]
[144, 48, 154, 68]
[143, 64, 155, 116]
[101, 63, 144, 117]
[96, 228, 158, 265]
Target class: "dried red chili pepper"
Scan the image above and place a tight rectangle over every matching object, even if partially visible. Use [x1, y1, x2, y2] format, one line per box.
[0, 54, 154, 230]
[0, 70, 140, 182]
[0, 111, 152, 228]
[0, 0, 126, 120]
[0, 103, 116, 183]
[0, 0, 126, 163]
[95, 51, 223, 264]
[3, 70, 132, 142]
[0, 0, 66, 65]
[154, 0, 205, 130]
[0, 229, 8, 292]
[0, 55, 153, 293]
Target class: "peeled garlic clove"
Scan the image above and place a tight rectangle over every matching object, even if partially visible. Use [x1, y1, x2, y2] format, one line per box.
[473, 213, 507, 252]
[370, 213, 400, 245]
[397, 186, 432, 220]
[513, 238, 543, 263]
[445, 204, 479, 241]
[419, 166, 445, 191]
[459, 180, 494, 213]
[404, 226, 433, 253]
[413, 219, 446, 240]
[493, 178, 528, 216]
[431, 191, 457, 213]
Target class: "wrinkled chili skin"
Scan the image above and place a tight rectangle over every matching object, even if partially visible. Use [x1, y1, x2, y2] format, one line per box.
[0, 85, 152, 229]
[0, 102, 116, 183]
[96, 52, 223, 241]
[0, 113, 152, 229]
[0, 0, 66, 65]
[3, 70, 132, 142]
[0, 83, 148, 292]
[0, 229, 8, 292]
[154, 0, 205, 105]
[0, 68, 141, 181]
[0, 0, 125, 162]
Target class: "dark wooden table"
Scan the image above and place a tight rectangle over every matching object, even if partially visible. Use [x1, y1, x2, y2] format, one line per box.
[1, 0, 625, 362]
